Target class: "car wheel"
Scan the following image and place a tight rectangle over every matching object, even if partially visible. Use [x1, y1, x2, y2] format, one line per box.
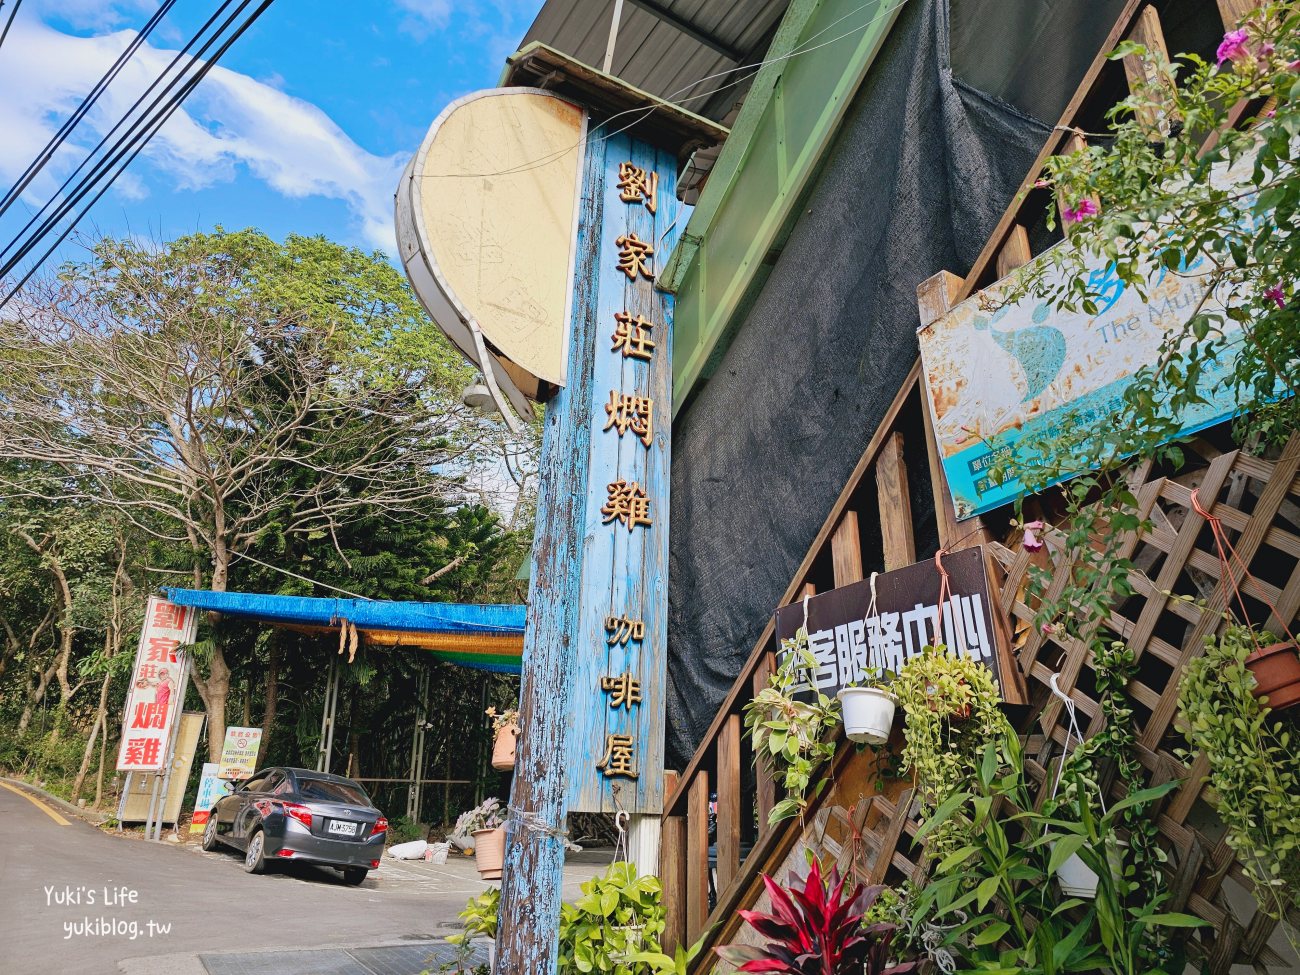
[341, 867, 367, 886]
[201, 816, 220, 852]
[243, 829, 267, 874]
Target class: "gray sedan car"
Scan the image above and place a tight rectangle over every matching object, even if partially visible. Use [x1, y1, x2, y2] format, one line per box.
[202, 766, 387, 884]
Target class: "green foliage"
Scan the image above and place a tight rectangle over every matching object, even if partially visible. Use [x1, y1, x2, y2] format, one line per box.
[892, 645, 1010, 864]
[452, 863, 691, 975]
[1179, 625, 1300, 942]
[743, 630, 841, 825]
[455, 886, 501, 940]
[910, 735, 1200, 975]
[558, 862, 667, 975]
[386, 816, 425, 845]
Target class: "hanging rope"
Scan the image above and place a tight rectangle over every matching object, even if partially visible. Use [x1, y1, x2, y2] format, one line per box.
[1189, 488, 1297, 650]
[933, 549, 954, 649]
[1047, 672, 1105, 813]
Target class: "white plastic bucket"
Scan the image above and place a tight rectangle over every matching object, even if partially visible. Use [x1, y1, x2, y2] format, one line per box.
[837, 687, 896, 744]
[425, 841, 450, 864]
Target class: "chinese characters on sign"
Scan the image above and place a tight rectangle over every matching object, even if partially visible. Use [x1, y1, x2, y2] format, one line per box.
[612, 312, 655, 360]
[115, 596, 197, 773]
[771, 546, 1024, 703]
[615, 232, 654, 280]
[216, 726, 263, 780]
[616, 162, 658, 214]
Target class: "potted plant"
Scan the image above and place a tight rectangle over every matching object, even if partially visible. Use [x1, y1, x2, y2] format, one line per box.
[742, 629, 841, 824]
[1242, 632, 1300, 712]
[455, 797, 506, 880]
[486, 706, 521, 770]
[1179, 626, 1300, 948]
[714, 859, 915, 974]
[838, 668, 897, 745]
[892, 645, 1010, 863]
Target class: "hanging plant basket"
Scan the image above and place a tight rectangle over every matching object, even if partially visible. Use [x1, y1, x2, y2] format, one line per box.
[1052, 839, 1127, 899]
[491, 721, 520, 770]
[472, 827, 506, 880]
[1245, 640, 1300, 712]
[838, 687, 897, 744]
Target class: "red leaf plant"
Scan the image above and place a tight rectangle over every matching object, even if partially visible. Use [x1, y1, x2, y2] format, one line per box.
[715, 859, 916, 975]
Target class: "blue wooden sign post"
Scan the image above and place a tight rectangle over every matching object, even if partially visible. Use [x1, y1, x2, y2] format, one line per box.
[496, 115, 680, 974]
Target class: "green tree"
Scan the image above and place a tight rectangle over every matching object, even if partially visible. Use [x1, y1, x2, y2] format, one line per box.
[0, 229, 526, 759]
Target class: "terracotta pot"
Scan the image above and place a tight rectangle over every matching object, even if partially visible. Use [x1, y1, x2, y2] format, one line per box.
[472, 827, 506, 880]
[1246, 641, 1300, 712]
[491, 722, 519, 770]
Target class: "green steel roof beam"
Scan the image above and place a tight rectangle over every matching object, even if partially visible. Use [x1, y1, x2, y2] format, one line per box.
[662, 0, 904, 416]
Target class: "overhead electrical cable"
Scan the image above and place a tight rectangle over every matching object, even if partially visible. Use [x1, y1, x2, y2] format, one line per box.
[0, 0, 276, 305]
[0, 0, 246, 269]
[0, 0, 180, 220]
[0, 0, 23, 55]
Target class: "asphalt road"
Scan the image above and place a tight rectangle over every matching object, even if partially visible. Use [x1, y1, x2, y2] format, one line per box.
[0, 782, 606, 975]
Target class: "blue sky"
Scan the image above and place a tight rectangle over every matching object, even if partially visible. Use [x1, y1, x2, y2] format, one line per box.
[0, 0, 545, 265]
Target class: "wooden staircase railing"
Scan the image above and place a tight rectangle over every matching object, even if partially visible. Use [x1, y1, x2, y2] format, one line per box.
[657, 0, 1257, 965]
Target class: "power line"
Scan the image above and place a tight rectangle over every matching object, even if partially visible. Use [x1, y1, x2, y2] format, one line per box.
[0, 0, 23, 55]
[0, 0, 180, 220]
[0, 0, 246, 270]
[0, 0, 277, 305]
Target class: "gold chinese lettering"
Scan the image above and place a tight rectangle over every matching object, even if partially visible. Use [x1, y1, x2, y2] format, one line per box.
[601, 479, 653, 531]
[603, 389, 654, 447]
[616, 162, 658, 214]
[611, 312, 655, 361]
[600, 671, 642, 710]
[615, 233, 654, 280]
[596, 733, 638, 778]
[604, 615, 645, 646]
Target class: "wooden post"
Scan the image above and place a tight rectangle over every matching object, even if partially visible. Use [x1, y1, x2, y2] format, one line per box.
[916, 271, 990, 550]
[1121, 7, 1173, 136]
[495, 123, 604, 975]
[1216, 0, 1252, 27]
[660, 771, 686, 955]
[994, 225, 1033, 279]
[715, 715, 741, 893]
[686, 771, 711, 939]
[752, 653, 776, 833]
[875, 432, 915, 570]
[831, 511, 864, 586]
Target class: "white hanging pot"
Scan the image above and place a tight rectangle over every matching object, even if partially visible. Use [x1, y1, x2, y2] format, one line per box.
[1054, 848, 1100, 898]
[837, 687, 897, 744]
[1052, 839, 1126, 899]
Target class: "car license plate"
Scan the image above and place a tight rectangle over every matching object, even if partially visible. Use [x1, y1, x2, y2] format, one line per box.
[328, 820, 358, 837]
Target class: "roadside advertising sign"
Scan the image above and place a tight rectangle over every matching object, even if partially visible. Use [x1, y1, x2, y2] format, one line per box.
[115, 596, 198, 772]
[189, 762, 229, 833]
[217, 726, 263, 780]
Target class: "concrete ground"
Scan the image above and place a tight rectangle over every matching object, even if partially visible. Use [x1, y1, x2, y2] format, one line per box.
[0, 778, 611, 975]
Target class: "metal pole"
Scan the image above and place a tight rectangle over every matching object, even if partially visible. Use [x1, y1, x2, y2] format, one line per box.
[474, 676, 489, 806]
[318, 656, 339, 773]
[602, 0, 624, 73]
[149, 656, 191, 841]
[407, 666, 428, 823]
[116, 772, 131, 829]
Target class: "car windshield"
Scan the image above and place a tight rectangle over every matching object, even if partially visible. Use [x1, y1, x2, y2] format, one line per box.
[296, 777, 369, 805]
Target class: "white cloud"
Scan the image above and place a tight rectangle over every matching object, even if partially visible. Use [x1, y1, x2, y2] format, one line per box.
[0, 15, 408, 253]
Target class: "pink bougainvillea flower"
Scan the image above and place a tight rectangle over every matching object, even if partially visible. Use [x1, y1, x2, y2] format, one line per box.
[1062, 199, 1099, 223]
[1265, 285, 1286, 309]
[1289, 59, 1300, 71]
[1266, 108, 1277, 118]
[1217, 28, 1249, 66]
[1258, 42, 1276, 59]
[1033, 178, 1050, 189]
[1040, 622, 1057, 637]
[1023, 520, 1045, 552]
